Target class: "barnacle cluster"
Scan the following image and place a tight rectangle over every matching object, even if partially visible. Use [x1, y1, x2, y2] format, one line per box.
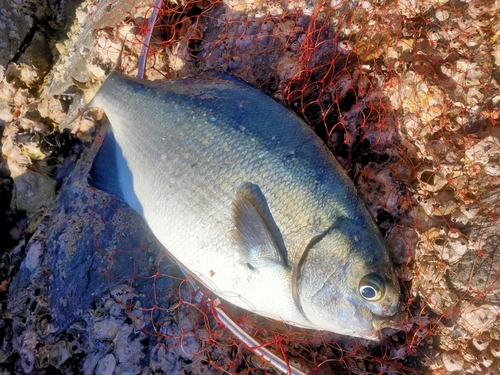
[1, 0, 499, 374]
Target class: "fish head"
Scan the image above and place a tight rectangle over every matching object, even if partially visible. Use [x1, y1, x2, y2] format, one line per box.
[296, 216, 402, 340]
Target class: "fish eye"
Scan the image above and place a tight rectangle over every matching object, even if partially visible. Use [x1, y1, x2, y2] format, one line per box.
[359, 273, 386, 301]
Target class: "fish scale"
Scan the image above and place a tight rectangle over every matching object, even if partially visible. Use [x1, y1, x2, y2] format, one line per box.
[89, 71, 402, 339]
[95, 74, 332, 258]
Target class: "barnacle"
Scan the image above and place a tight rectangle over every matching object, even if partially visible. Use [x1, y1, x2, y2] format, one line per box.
[2, 0, 500, 373]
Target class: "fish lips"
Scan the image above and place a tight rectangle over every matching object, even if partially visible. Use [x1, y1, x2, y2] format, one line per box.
[355, 312, 404, 342]
[372, 308, 406, 332]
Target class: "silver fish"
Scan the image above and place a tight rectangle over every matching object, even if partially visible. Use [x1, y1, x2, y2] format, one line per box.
[89, 71, 401, 340]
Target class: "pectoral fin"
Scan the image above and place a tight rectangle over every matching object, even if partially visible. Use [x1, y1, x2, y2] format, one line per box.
[233, 183, 288, 270]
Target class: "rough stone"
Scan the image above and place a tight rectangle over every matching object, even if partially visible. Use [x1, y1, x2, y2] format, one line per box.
[95, 353, 116, 375]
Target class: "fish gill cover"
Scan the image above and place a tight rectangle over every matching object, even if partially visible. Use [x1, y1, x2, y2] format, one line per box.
[0, 0, 499, 374]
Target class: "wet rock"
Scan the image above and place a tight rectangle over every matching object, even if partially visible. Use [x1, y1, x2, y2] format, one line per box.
[6, 122, 178, 373]
[47, 340, 72, 369]
[23, 239, 43, 272]
[110, 284, 135, 305]
[93, 318, 120, 341]
[95, 353, 116, 375]
[177, 334, 200, 361]
[82, 351, 101, 375]
[0, 2, 35, 68]
[20, 348, 36, 374]
[108, 302, 123, 318]
[11, 169, 56, 213]
[114, 324, 144, 367]
[150, 343, 175, 372]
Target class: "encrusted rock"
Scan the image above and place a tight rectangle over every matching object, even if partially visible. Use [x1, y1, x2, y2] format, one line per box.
[490, 344, 500, 359]
[92, 318, 121, 341]
[442, 352, 464, 373]
[472, 337, 489, 352]
[458, 304, 500, 337]
[47, 340, 72, 369]
[114, 323, 144, 368]
[95, 353, 116, 375]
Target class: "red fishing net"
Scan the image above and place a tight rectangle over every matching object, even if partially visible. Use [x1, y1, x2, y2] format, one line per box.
[82, 0, 500, 373]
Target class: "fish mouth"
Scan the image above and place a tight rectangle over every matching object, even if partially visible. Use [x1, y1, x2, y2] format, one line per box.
[372, 310, 406, 331]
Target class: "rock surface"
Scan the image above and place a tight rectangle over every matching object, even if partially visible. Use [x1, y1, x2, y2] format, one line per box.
[1, 0, 500, 374]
